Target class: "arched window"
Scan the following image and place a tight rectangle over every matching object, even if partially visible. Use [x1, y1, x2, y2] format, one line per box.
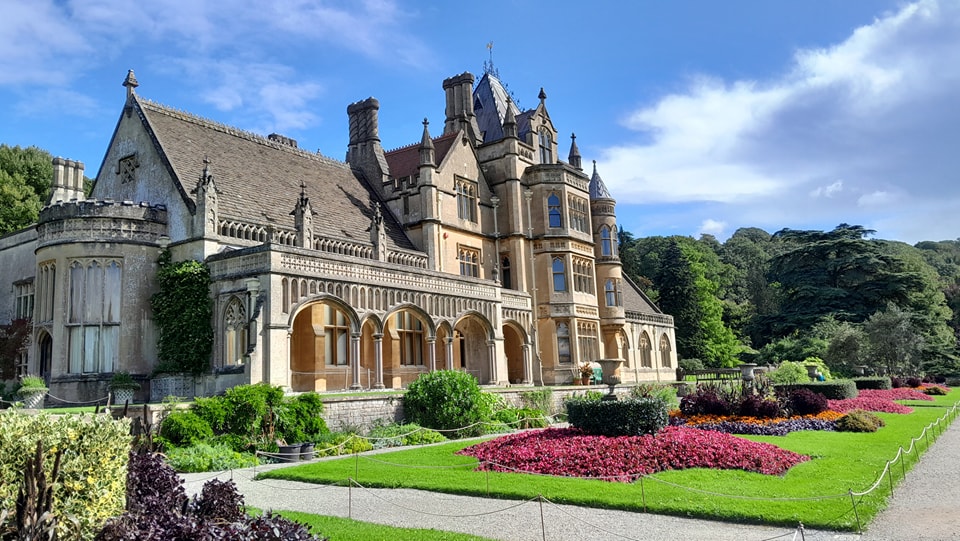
[501, 257, 512, 289]
[556, 322, 571, 364]
[659, 334, 672, 367]
[456, 180, 477, 222]
[539, 128, 553, 164]
[600, 226, 616, 257]
[639, 331, 652, 368]
[223, 297, 247, 367]
[547, 193, 562, 228]
[605, 279, 622, 307]
[552, 257, 566, 292]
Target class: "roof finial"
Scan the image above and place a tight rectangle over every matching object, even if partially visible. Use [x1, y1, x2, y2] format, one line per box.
[483, 41, 499, 78]
[123, 69, 139, 101]
[538, 87, 547, 104]
[568, 133, 582, 170]
[299, 179, 308, 206]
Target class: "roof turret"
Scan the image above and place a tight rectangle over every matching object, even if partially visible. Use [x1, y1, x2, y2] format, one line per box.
[568, 133, 582, 169]
[589, 160, 612, 200]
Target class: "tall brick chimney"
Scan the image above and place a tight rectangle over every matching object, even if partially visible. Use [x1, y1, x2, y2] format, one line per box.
[442, 72, 481, 145]
[345, 97, 389, 188]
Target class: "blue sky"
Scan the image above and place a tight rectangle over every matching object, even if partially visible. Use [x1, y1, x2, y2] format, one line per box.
[2, 0, 958, 244]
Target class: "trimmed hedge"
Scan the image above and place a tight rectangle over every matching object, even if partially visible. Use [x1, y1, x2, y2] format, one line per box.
[0, 411, 131, 540]
[852, 376, 892, 390]
[774, 379, 857, 400]
[566, 397, 668, 436]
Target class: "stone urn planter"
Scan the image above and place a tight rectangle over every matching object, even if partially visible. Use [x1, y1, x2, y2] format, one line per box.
[109, 371, 141, 406]
[596, 359, 624, 401]
[17, 375, 48, 409]
[738, 363, 758, 382]
[805, 364, 820, 380]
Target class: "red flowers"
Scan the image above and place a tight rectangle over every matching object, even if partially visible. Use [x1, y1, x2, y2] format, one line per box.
[458, 427, 809, 481]
[827, 388, 928, 414]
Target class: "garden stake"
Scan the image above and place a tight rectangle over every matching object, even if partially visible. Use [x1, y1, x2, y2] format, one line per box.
[538, 494, 546, 541]
[849, 490, 862, 534]
[639, 475, 647, 512]
[887, 463, 894, 496]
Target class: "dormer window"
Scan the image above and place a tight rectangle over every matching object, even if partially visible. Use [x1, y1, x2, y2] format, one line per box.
[538, 128, 553, 164]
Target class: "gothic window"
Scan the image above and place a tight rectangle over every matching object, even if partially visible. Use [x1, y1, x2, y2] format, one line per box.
[325, 304, 350, 366]
[556, 322, 571, 364]
[14, 282, 34, 320]
[458, 246, 480, 278]
[118, 154, 139, 184]
[659, 334, 672, 367]
[605, 279, 622, 307]
[223, 297, 247, 367]
[568, 195, 588, 233]
[577, 322, 599, 364]
[501, 256, 512, 289]
[572, 257, 593, 294]
[36, 262, 55, 322]
[639, 331, 652, 368]
[456, 179, 478, 222]
[600, 225, 616, 257]
[396, 311, 424, 366]
[552, 257, 566, 292]
[547, 193, 562, 228]
[67, 259, 121, 374]
[538, 128, 553, 164]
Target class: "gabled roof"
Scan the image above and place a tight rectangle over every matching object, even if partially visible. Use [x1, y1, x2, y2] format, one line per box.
[134, 96, 417, 251]
[384, 132, 459, 180]
[622, 274, 666, 316]
[473, 73, 521, 144]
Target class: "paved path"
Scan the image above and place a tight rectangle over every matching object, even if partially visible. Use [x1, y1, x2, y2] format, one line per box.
[182, 408, 960, 541]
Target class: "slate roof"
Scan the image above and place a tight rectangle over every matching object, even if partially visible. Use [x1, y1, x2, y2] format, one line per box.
[384, 132, 459, 180]
[589, 161, 612, 200]
[473, 73, 522, 144]
[622, 274, 668, 316]
[135, 97, 417, 251]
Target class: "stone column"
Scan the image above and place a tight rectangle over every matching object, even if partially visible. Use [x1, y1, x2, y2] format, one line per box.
[350, 332, 362, 390]
[373, 333, 384, 389]
[427, 338, 437, 372]
[522, 343, 532, 384]
[445, 337, 455, 370]
[487, 339, 497, 385]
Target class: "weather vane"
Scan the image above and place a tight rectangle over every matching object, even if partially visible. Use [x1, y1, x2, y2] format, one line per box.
[483, 41, 499, 78]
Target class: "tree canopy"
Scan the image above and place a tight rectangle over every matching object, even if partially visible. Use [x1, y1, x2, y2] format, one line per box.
[0, 144, 53, 235]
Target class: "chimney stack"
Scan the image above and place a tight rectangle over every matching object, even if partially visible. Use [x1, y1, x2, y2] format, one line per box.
[47, 157, 86, 204]
[442, 72, 481, 145]
[346, 98, 389, 188]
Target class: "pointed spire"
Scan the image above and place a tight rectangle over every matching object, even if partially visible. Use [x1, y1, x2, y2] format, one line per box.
[589, 160, 611, 200]
[538, 87, 547, 105]
[502, 97, 517, 139]
[419, 118, 436, 166]
[291, 179, 313, 248]
[298, 179, 309, 207]
[568, 133, 582, 169]
[123, 69, 139, 101]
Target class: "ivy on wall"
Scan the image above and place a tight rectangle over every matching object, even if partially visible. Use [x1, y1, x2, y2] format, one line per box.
[150, 250, 213, 375]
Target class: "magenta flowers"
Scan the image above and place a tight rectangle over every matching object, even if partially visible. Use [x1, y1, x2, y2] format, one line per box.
[458, 427, 809, 481]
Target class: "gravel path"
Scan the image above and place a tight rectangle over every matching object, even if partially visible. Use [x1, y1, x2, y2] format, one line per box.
[182, 408, 959, 541]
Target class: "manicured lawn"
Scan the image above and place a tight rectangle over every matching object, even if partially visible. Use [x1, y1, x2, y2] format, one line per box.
[248, 508, 493, 540]
[260, 391, 959, 531]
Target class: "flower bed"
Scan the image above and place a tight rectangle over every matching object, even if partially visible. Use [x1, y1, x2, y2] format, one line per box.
[458, 427, 809, 481]
[827, 397, 912, 414]
[860, 388, 933, 402]
[670, 411, 843, 436]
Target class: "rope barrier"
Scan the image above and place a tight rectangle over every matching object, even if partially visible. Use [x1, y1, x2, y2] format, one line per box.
[44, 393, 111, 405]
[348, 477, 538, 518]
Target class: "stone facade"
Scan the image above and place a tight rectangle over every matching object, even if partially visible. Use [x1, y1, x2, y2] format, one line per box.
[0, 68, 677, 402]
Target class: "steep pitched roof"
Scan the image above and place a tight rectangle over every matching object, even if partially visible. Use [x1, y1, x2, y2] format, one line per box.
[133, 97, 417, 251]
[473, 73, 522, 144]
[589, 161, 612, 200]
[622, 274, 667, 316]
[384, 132, 459, 180]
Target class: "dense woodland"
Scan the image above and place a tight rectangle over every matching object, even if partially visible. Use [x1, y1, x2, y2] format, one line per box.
[2, 144, 959, 378]
[619, 225, 960, 377]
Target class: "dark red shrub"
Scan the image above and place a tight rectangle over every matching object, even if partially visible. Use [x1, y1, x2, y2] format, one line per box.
[738, 394, 783, 419]
[905, 377, 922, 388]
[890, 377, 904, 388]
[786, 388, 828, 416]
[680, 389, 734, 417]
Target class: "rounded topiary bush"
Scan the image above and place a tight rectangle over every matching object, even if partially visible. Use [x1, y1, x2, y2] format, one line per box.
[160, 411, 214, 448]
[905, 377, 923, 388]
[836, 409, 886, 432]
[403, 370, 491, 438]
[785, 388, 828, 416]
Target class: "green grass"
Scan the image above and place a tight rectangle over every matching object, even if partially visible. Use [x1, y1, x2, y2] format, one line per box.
[260, 391, 960, 532]
[247, 508, 493, 540]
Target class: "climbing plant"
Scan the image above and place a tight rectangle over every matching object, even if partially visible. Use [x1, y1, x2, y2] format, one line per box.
[150, 250, 213, 375]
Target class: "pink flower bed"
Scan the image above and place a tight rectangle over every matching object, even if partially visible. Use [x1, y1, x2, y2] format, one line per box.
[827, 396, 913, 414]
[862, 388, 933, 401]
[457, 427, 809, 481]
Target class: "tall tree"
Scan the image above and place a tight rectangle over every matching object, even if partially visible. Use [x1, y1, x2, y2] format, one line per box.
[0, 145, 55, 234]
[656, 240, 705, 361]
[863, 304, 925, 375]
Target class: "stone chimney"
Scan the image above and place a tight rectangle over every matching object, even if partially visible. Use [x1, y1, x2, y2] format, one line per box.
[442, 72, 481, 145]
[47, 157, 86, 204]
[346, 97, 389, 187]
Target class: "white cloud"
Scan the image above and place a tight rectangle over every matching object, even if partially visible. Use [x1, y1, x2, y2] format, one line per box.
[600, 0, 960, 242]
[810, 180, 844, 198]
[698, 219, 727, 238]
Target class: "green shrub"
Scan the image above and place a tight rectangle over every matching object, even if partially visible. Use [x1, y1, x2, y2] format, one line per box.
[630, 383, 680, 411]
[493, 407, 549, 429]
[774, 380, 857, 400]
[159, 411, 214, 448]
[0, 411, 130, 540]
[836, 409, 886, 432]
[313, 432, 373, 456]
[221, 383, 285, 438]
[276, 392, 328, 443]
[210, 433, 252, 453]
[924, 385, 948, 396]
[403, 370, 491, 438]
[766, 361, 809, 385]
[366, 422, 446, 449]
[679, 358, 705, 372]
[852, 376, 892, 390]
[519, 388, 555, 416]
[566, 397, 668, 437]
[165, 442, 259, 473]
[192, 396, 230, 433]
